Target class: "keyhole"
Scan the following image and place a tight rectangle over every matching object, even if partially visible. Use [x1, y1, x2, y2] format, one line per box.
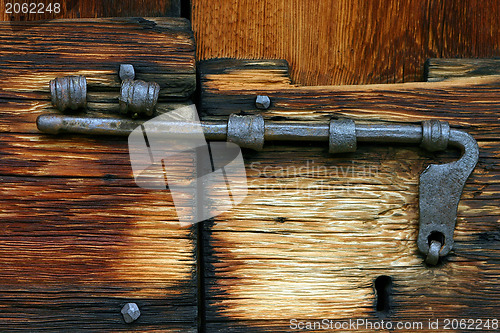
[374, 275, 392, 315]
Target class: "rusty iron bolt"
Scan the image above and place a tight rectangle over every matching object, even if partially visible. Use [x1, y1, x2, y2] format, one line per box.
[36, 113, 479, 266]
[119, 64, 135, 81]
[121, 302, 141, 323]
[50, 75, 87, 112]
[119, 79, 160, 118]
[255, 95, 271, 109]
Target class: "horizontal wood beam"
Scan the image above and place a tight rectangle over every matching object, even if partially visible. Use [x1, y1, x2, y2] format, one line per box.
[0, 18, 196, 101]
[199, 59, 500, 140]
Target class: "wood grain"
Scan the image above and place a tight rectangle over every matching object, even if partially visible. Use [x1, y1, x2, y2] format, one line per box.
[426, 58, 500, 82]
[0, 18, 199, 332]
[0, 144, 200, 331]
[0, 0, 180, 21]
[198, 60, 500, 331]
[192, 0, 500, 86]
[198, 59, 500, 140]
[0, 18, 196, 101]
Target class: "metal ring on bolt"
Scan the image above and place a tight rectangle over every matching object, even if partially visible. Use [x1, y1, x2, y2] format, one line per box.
[421, 119, 450, 152]
[50, 75, 87, 112]
[227, 114, 265, 150]
[329, 118, 357, 153]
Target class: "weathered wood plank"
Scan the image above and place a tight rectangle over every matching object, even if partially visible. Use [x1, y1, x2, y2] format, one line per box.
[202, 146, 499, 322]
[199, 60, 500, 331]
[0, 17, 199, 332]
[198, 59, 500, 140]
[0, 18, 196, 100]
[0, 152, 200, 330]
[425, 58, 500, 82]
[0, 176, 199, 331]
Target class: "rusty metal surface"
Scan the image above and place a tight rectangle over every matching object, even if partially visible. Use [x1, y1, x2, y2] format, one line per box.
[119, 64, 136, 81]
[119, 79, 160, 117]
[421, 119, 450, 151]
[417, 128, 479, 261]
[329, 118, 357, 153]
[49, 76, 87, 112]
[255, 95, 271, 109]
[227, 114, 265, 150]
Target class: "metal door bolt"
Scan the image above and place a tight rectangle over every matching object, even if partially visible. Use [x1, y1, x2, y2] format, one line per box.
[36, 113, 479, 265]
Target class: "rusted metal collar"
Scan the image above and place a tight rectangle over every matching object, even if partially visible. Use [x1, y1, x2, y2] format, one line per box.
[119, 79, 160, 117]
[50, 75, 87, 112]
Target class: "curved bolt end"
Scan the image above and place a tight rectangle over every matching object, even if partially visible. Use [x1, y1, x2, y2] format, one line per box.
[418, 128, 479, 264]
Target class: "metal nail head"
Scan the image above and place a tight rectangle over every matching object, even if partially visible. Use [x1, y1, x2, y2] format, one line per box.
[121, 302, 141, 323]
[255, 95, 271, 109]
[119, 64, 135, 81]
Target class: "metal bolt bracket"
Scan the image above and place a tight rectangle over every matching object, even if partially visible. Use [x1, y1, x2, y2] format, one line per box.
[49, 75, 87, 112]
[121, 302, 140, 323]
[329, 118, 357, 153]
[227, 113, 265, 150]
[119, 79, 160, 117]
[36, 113, 479, 265]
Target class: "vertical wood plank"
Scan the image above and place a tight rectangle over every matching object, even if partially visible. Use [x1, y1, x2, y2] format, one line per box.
[0, 18, 198, 331]
[192, 0, 500, 85]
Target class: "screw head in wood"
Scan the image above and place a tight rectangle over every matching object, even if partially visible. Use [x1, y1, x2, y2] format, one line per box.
[121, 302, 141, 323]
[50, 75, 87, 112]
[255, 95, 271, 109]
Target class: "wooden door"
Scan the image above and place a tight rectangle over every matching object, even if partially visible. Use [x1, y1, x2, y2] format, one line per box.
[1, 0, 499, 331]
